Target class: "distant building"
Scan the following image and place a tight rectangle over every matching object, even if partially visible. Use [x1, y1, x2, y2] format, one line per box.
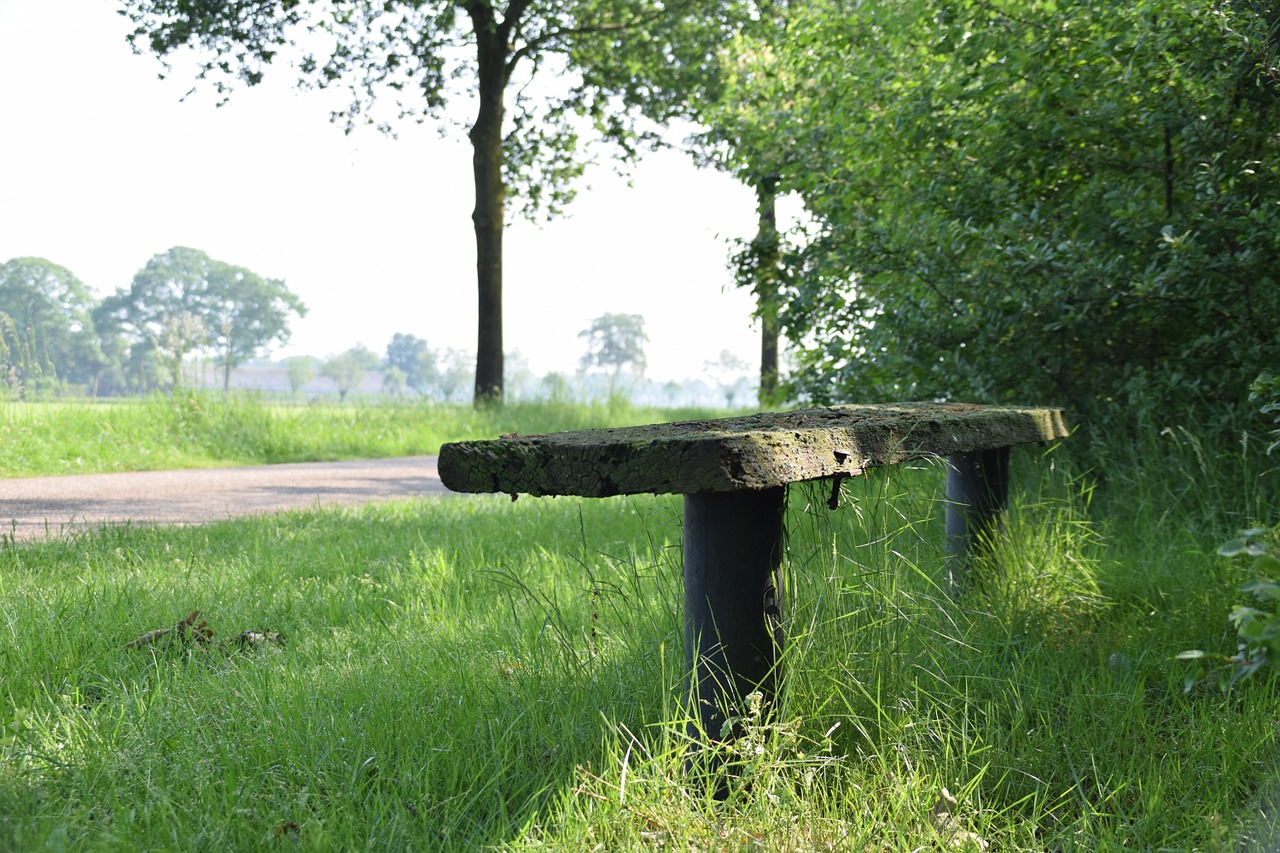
[189, 363, 384, 397]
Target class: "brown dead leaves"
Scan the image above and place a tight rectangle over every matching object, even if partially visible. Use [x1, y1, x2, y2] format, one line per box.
[126, 610, 284, 654]
[930, 787, 989, 851]
[125, 610, 213, 650]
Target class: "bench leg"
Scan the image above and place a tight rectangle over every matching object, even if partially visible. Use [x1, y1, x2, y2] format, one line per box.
[683, 488, 785, 759]
[944, 447, 1010, 594]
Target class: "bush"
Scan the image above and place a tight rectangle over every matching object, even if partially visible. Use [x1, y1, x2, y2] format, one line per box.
[1253, 372, 1280, 455]
[1181, 374, 1280, 687]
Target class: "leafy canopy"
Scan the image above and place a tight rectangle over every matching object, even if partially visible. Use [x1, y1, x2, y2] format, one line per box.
[0, 257, 106, 395]
[99, 247, 306, 389]
[118, 0, 753, 219]
[723, 0, 1280, 423]
[579, 312, 648, 393]
[386, 332, 438, 395]
[321, 344, 380, 400]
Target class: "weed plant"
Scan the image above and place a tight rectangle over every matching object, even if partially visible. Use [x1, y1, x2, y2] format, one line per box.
[0, 393, 735, 478]
[2, 424, 1278, 849]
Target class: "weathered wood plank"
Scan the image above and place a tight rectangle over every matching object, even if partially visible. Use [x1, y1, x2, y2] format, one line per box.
[438, 402, 1068, 497]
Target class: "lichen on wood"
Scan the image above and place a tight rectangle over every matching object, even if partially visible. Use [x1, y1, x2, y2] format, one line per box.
[437, 402, 1069, 497]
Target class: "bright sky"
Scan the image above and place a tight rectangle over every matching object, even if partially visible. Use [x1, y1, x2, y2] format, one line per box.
[0, 0, 769, 383]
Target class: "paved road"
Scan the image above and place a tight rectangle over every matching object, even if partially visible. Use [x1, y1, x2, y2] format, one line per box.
[0, 457, 452, 542]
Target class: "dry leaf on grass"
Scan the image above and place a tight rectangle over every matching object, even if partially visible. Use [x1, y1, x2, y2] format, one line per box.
[126, 610, 213, 650]
[930, 787, 989, 851]
[235, 630, 285, 649]
[125, 612, 284, 653]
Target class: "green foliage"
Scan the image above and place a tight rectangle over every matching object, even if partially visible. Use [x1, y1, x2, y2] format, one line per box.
[206, 263, 307, 390]
[0, 310, 20, 398]
[155, 311, 207, 390]
[120, 0, 754, 214]
[98, 247, 214, 344]
[0, 706, 29, 753]
[384, 332, 436, 396]
[97, 247, 304, 392]
[434, 347, 475, 403]
[1179, 378, 1280, 688]
[1253, 371, 1280, 454]
[380, 364, 407, 396]
[283, 355, 317, 395]
[319, 345, 380, 401]
[724, 0, 1280, 424]
[0, 257, 106, 397]
[1182, 527, 1280, 688]
[578, 312, 648, 397]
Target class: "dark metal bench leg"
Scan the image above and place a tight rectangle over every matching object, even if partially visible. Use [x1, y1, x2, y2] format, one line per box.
[683, 487, 785, 756]
[944, 447, 1010, 594]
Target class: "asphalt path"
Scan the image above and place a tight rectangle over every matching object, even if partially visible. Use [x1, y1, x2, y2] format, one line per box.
[0, 457, 454, 542]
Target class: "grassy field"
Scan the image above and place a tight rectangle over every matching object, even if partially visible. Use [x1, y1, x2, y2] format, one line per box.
[2, 400, 1279, 849]
[0, 392, 737, 478]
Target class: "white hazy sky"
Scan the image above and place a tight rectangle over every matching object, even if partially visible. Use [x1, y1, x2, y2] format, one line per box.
[0, 0, 772, 382]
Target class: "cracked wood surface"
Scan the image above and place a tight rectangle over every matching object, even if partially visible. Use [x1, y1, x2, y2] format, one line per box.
[437, 402, 1069, 497]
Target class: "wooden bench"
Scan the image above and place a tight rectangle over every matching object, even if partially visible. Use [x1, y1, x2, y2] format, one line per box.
[438, 402, 1068, 752]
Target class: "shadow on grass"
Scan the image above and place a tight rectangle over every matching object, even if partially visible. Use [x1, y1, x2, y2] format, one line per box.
[0, 493, 685, 851]
[7, 434, 1278, 849]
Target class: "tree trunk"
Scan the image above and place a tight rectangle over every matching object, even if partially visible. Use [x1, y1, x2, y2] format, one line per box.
[754, 176, 781, 406]
[468, 12, 509, 406]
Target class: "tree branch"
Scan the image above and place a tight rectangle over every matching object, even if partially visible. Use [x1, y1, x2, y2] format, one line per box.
[500, 0, 536, 37]
[519, 0, 702, 61]
[461, 1, 496, 35]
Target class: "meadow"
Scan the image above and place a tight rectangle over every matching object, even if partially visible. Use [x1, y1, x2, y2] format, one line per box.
[0, 393, 733, 479]
[2, 396, 1279, 850]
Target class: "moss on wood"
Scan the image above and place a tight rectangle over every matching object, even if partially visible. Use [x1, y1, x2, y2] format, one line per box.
[437, 402, 1069, 497]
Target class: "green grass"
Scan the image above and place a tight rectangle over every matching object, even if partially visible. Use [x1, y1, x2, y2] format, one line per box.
[0, 393, 740, 478]
[3, 421, 1279, 849]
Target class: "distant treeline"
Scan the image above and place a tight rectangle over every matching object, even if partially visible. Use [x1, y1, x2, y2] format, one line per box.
[0, 248, 304, 399]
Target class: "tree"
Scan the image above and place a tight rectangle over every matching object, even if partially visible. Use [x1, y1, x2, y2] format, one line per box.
[721, 173, 790, 406]
[542, 370, 572, 403]
[504, 349, 537, 400]
[746, 176, 784, 406]
[89, 299, 151, 396]
[321, 345, 380, 401]
[206, 264, 306, 390]
[98, 247, 215, 349]
[0, 311, 18, 398]
[0, 257, 106, 396]
[284, 356, 317, 396]
[704, 349, 752, 408]
[435, 348, 475, 402]
[118, 1, 758, 405]
[663, 379, 682, 407]
[674, 2, 798, 406]
[578, 312, 647, 397]
[386, 333, 437, 395]
[154, 311, 206, 390]
[382, 365, 407, 396]
[100, 247, 305, 392]
[724, 0, 1280, 424]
